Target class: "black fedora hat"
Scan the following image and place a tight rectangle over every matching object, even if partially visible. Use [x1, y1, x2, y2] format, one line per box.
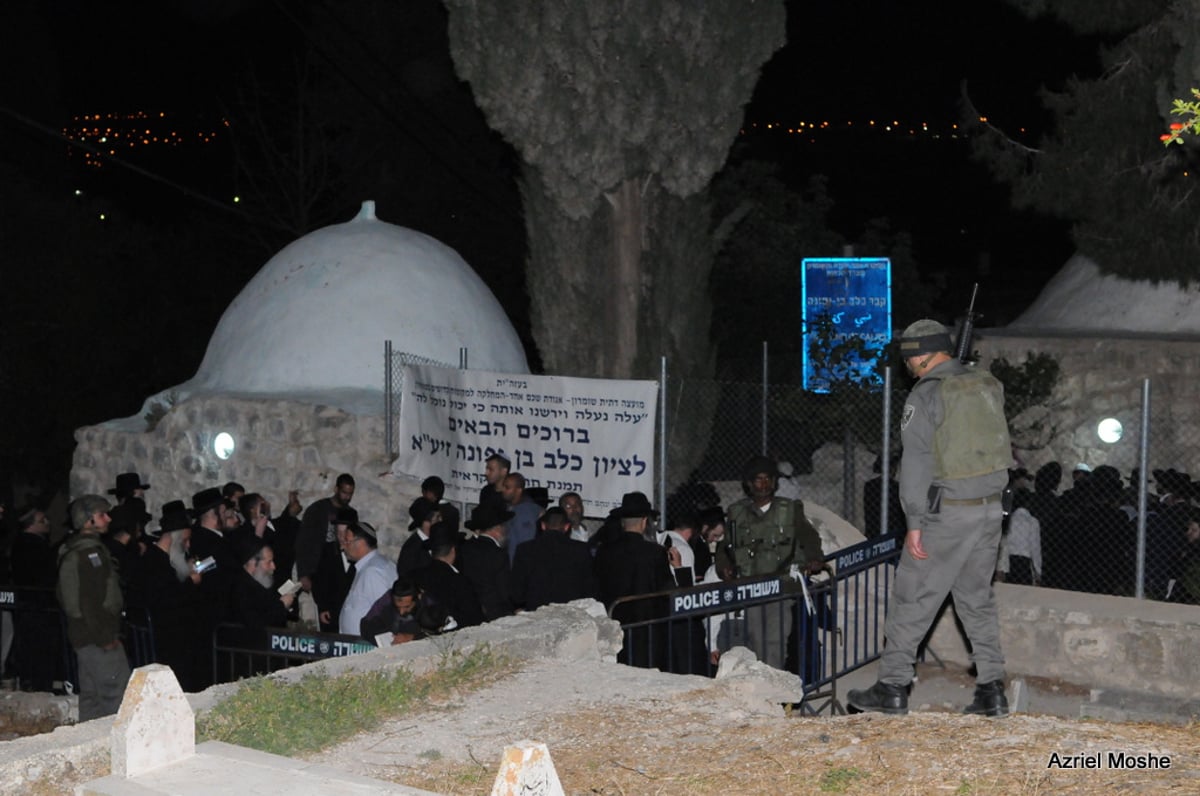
[334, 507, 359, 526]
[464, 501, 514, 532]
[109, 497, 152, 533]
[616, 491, 658, 519]
[108, 472, 150, 496]
[191, 487, 224, 516]
[423, 521, 462, 551]
[408, 496, 438, 531]
[149, 500, 193, 538]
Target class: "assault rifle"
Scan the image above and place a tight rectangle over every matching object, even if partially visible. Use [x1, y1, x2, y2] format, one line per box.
[954, 282, 981, 364]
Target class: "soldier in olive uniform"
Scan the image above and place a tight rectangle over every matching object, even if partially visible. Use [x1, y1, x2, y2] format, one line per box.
[848, 320, 1012, 717]
[726, 456, 825, 670]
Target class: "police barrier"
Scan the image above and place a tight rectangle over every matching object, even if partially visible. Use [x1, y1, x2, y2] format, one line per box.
[607, 533, 902, 715]
[0, 587, 157, 693]
[212, 624, 376, 682]
[0, 586, 71, 692]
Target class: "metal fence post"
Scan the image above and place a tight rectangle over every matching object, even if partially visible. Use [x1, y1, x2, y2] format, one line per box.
[843, 427, 855, 524]
[761, 341, 769, 456]
[879, 366, 892, 538]
[1135, 378, 1151, 599]
[384, 339, 393, 457]
[659, 356, 668, 529]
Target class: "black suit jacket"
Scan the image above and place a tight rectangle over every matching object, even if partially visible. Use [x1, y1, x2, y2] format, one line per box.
[413, 559, 484, 629]
[594, 532, 672, 622]
[510, 531, 596, 610]
[396, 532, 432, 578]
[189, 525, 238, 622]
[594, 531, 672, 669]
[141, 544, 205, 690]
[232, 568, 289, 632]
[458, 535, 512, 622]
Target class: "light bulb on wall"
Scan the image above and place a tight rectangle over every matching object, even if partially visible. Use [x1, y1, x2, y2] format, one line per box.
[1097, 418, 1123, 444]
[213, 431, 236, 460]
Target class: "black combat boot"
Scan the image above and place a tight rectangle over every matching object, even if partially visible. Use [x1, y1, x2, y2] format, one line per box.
[846, 681, 909, 715]
[963, 680, 1009, 717]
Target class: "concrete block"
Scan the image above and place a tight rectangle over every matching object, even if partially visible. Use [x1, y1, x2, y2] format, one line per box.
[491, 740, 564, 796]
[111, 664, 194, 778]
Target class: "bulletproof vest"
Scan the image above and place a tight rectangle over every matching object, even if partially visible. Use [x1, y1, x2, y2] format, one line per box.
[729, 498, 797, 577]
[927, 369, 1011, 480]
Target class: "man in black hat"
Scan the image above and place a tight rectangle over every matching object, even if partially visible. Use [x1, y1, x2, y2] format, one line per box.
[189, 487, 238, 688]
[232, 537, 296, 632]
[397, 498, 439, 578]
[594, 492, 673, 669]
[510, 506, 596, 611]
[189, 487, 234, 569]
[141, 501, 205, 691]
[108, 472, 150, 504]
[412, 522, 483, 630]
[726, 455, 825, 670]
[105, 498, 150, 615]
[458, 501, 515, 622]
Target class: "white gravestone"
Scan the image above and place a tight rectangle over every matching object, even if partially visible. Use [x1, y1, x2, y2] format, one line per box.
[111, 664, 195, 778]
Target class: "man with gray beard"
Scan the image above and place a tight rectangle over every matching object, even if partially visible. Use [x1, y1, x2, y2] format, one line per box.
[142, 501, 206, 691]
[232, 538, 295, 632]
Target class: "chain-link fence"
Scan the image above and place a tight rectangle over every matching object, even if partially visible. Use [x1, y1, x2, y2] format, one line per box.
[1009, 380, 1199, 605]
[660, 370, 904, 537]
[384, 343, 1198, 606]
[383, 343, 457, 458]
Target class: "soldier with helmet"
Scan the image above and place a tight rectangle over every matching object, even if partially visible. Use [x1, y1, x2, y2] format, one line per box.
[726, 455, 825, 670]
[848, 319, 1012, 717]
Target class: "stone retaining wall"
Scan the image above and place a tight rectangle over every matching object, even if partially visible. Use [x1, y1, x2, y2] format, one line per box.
[928, 584, 1200, 699]
[0, 600, 623, 794]
[977, 331, 1200, 475]
[71, 394, 420, 561]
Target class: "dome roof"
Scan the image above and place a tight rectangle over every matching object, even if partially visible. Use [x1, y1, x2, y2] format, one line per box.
[1008, 254, 1200, 336]
[182, 202, 527, 406]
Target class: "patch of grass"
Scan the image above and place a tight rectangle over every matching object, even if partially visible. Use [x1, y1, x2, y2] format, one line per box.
[956, 779, 973, 795]
[196, 644, 511, 757]
[820, 765, 869, 793]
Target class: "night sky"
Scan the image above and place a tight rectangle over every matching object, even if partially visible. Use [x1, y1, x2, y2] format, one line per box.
[33, 0, 1099, 312]
[1, 0, 1103, 491]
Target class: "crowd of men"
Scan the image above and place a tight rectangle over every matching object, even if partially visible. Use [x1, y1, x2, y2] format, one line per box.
[861, 453, 1200, 603]
[992, 462, 1200, 602]
[0, 449, 838, 716]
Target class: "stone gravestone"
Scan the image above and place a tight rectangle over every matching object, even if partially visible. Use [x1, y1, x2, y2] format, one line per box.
[491, 740, 564, 796]
[111, 664, 195, 778]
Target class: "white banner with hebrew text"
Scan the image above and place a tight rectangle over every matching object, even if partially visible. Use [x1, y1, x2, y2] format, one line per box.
[391, 365, 657, 515]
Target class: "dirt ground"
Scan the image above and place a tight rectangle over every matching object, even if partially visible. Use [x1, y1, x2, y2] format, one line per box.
[311, 658, 1200, 795]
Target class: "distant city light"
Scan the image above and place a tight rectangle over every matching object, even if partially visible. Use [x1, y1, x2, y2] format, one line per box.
[1097, 418, 1123, 444]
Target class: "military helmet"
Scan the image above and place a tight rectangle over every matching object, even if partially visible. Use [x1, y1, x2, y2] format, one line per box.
[898, 319, 953, 358]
